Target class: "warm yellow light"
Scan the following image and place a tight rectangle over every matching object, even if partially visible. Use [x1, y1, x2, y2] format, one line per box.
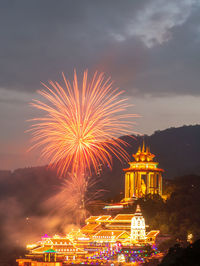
[53, 234, 61, 239]
[26, 244, 37, 249]
[187, 233, 193, 242]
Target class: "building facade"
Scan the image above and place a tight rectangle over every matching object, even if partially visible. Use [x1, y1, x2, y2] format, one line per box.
[131, 205, 146, 241]
[123, 142, 164, 201]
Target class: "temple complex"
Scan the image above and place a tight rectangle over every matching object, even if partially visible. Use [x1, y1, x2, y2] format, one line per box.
[17, 205, 160, 265]
[123, 142, 164, 201]
[17, 143, 163, 265]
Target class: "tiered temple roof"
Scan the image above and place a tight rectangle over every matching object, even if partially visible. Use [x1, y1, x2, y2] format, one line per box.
[123, 141, 164, 172]
[93, 230, 130, 241]
[85, 216, 100, 223]
[96, 215, 111, 222]
[81, 223, 102, 233]
[112, 214, 135, 221]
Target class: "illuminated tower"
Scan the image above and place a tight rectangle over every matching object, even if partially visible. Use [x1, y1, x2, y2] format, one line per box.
[131, 205, 146, 241]
[123, 142, 163, 200]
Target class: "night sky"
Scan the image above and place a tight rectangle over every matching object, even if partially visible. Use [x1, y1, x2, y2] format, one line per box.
[0, 0, 200, 170]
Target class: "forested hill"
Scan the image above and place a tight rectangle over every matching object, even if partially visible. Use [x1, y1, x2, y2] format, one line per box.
[100, 124, 200, 197]
[0, 125, 200, 199]
[127, 124, 200, 179]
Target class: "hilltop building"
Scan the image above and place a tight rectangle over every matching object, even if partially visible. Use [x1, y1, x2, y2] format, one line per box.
[123, 142, 164, 202]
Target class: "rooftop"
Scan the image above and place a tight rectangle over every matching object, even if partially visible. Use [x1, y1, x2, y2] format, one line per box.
[81, 223, 101, 232]
[146, 230, 160, 238]
[113, 214, 135, 221]
[93, 230, 130, 239]
[85, 216, 100, 223]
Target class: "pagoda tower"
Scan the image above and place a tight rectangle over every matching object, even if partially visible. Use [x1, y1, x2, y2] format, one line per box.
[123, 142, 164, 200]
[131, 205, 146, 241]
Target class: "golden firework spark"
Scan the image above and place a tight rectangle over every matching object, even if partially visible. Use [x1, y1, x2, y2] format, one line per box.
[29, 70, 137, 176]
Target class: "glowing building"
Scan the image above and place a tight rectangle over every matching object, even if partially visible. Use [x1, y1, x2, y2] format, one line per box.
[131, 205, 146, 241]
[123, 142, 164, 201]
[17, 205, 160, 265]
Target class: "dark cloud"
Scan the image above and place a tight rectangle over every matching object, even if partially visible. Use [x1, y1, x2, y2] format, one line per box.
[131, 7, 200, 97]
[0, 0, 199, 96]
[0, 0, 144, 90]
[1, 0, 200, 171]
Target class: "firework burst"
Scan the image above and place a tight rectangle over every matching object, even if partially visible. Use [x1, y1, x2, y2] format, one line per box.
[29, 70, 137, 176]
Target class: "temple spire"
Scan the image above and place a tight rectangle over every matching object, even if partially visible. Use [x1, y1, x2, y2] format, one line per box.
[142, 140, 145, 153]
[137, 146, 141, 153]
[135, 204, 142, 214]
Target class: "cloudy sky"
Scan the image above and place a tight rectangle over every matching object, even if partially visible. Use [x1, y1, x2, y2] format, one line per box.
[0, 0, 200, 170]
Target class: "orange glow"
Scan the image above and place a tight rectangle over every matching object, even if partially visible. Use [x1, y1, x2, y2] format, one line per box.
[29, 70, 137, 176]
[123, 142, 164, 199]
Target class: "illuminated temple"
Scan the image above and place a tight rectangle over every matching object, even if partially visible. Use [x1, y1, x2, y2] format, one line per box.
[17, 205, 160, 265]
[123, 142, 164, 201]
[17, 143, 163, 265]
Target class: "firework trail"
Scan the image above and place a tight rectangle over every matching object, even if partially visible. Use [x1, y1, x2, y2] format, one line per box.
[46, 174, 105, 225]
[29, 70, 137, 177]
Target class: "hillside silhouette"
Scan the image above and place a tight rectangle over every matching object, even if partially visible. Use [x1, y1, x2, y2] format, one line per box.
[101, 124, 200, 197]
[0, 125, 200, 200]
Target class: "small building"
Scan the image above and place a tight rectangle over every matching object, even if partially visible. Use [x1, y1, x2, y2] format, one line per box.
[146, 230, 160, 244]
[24, 234, 87, 264]
[131, 205, 146, 241]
